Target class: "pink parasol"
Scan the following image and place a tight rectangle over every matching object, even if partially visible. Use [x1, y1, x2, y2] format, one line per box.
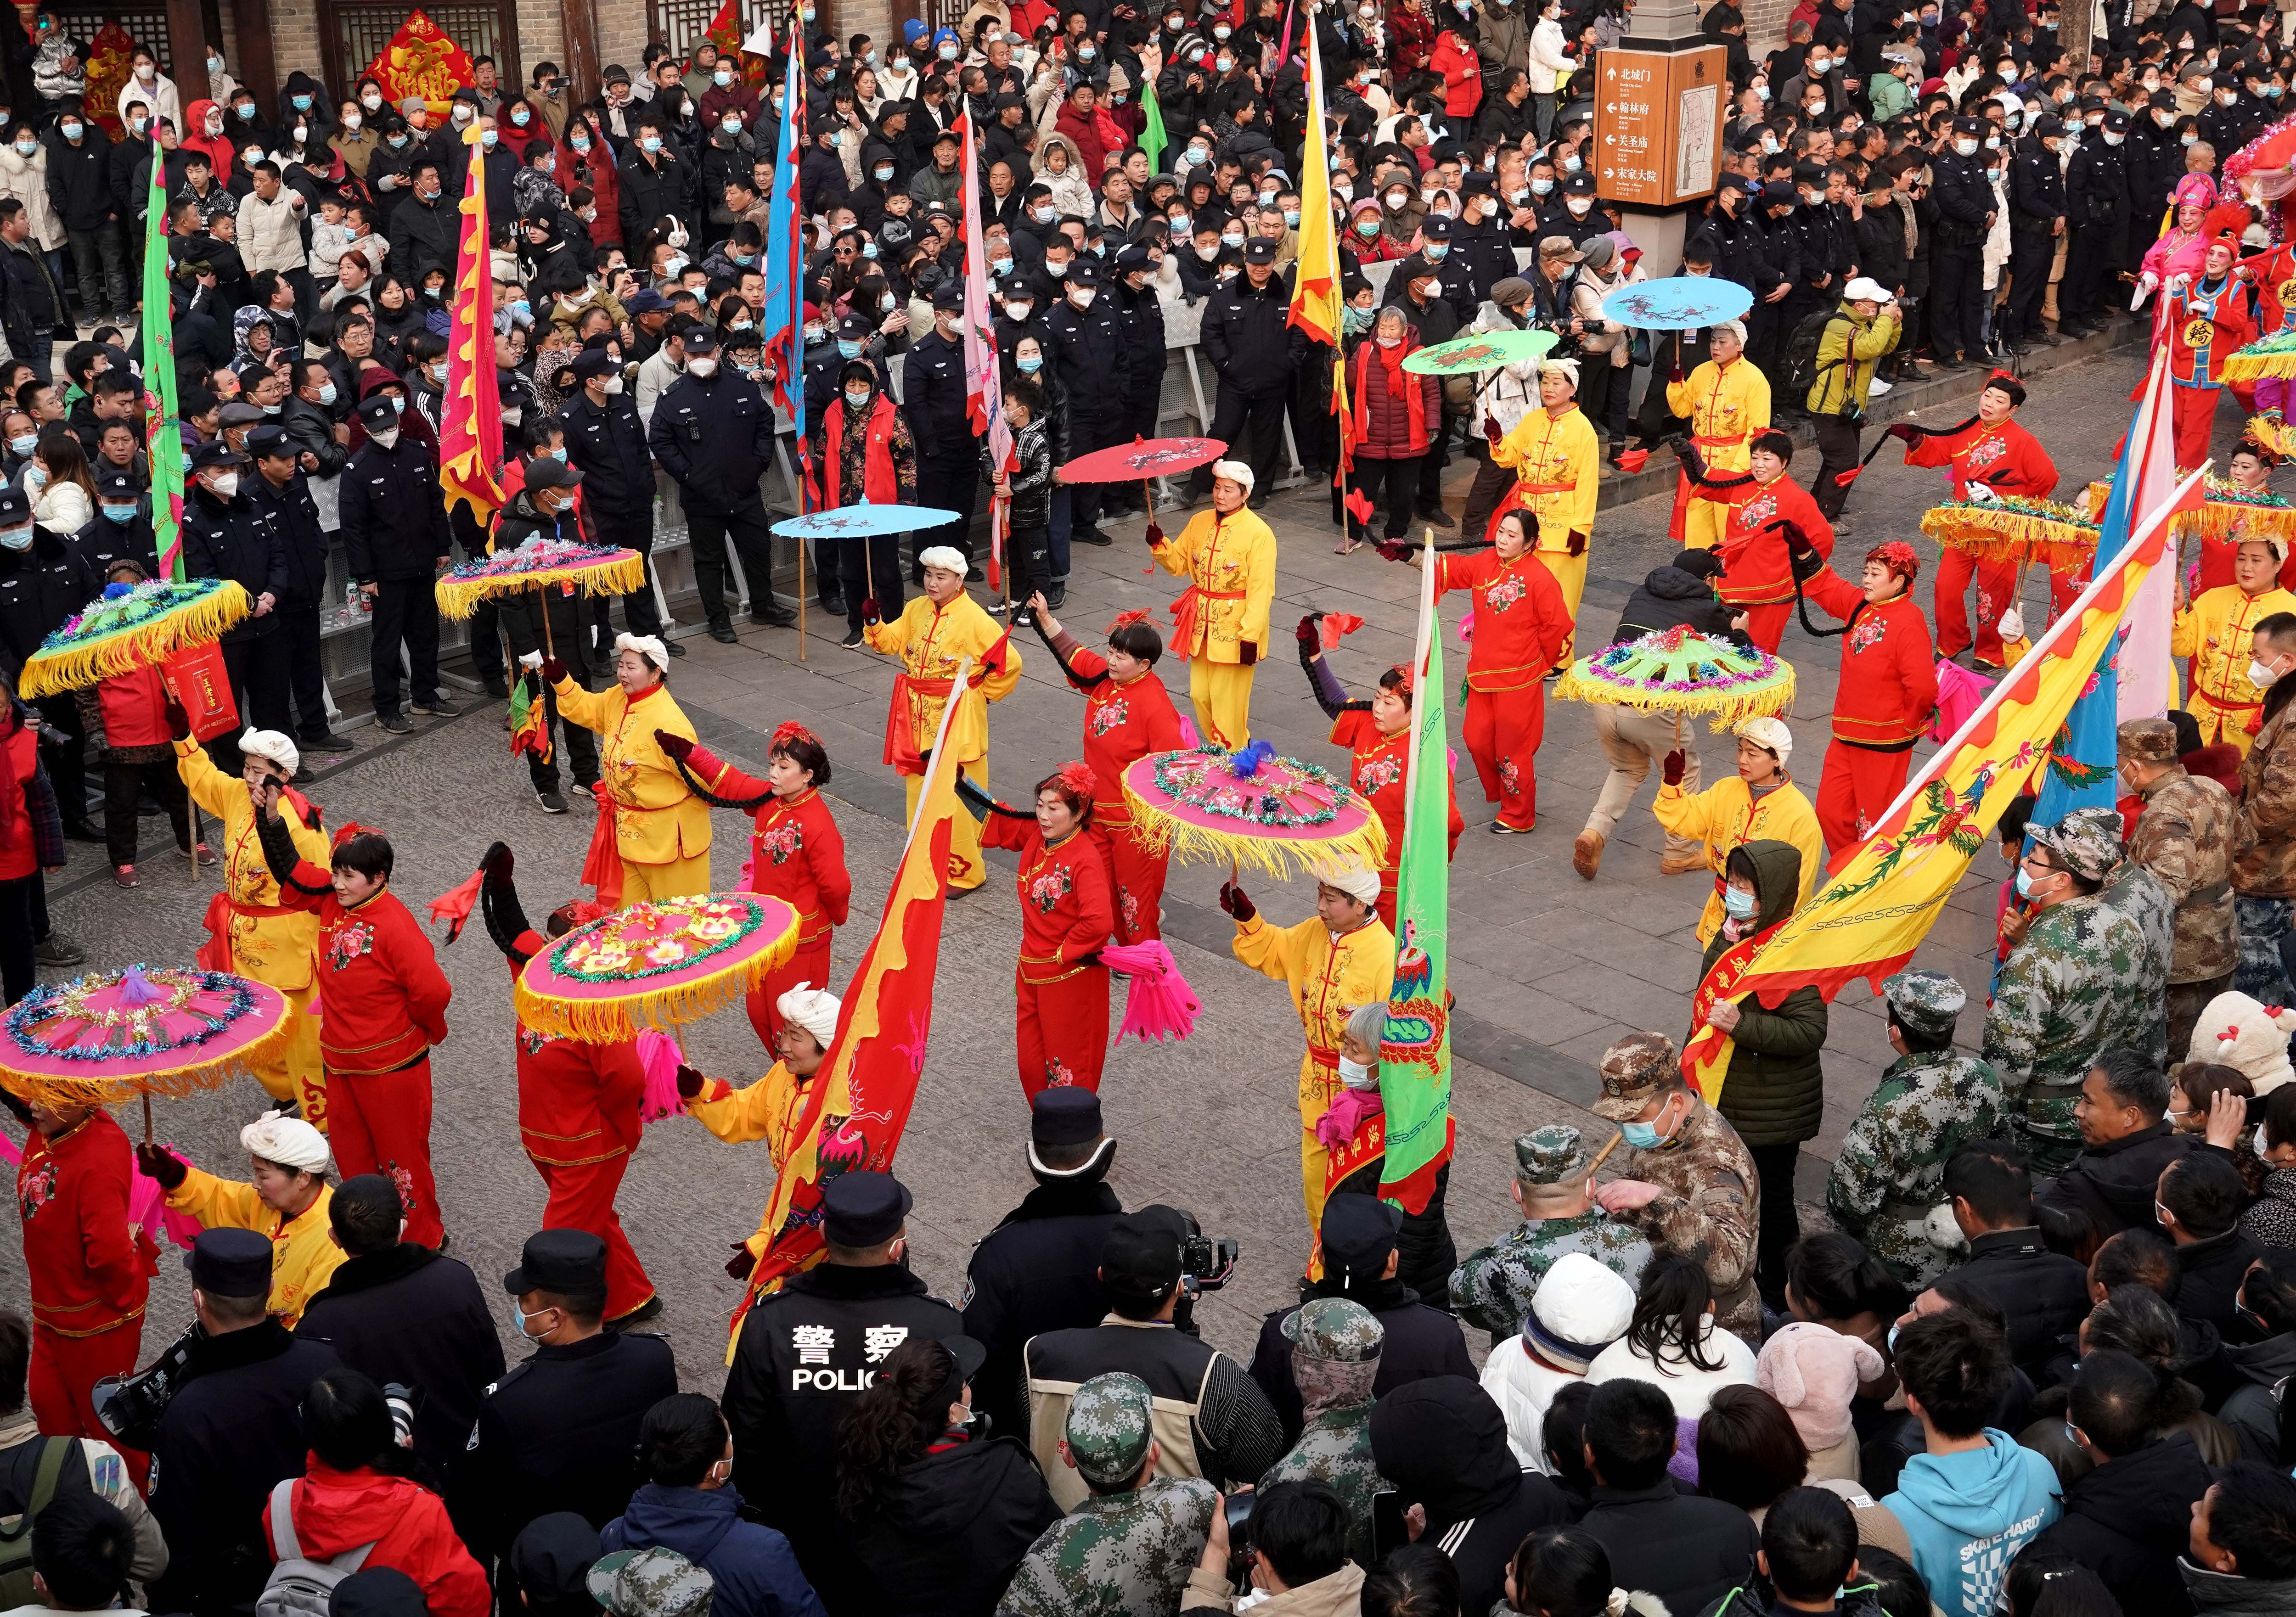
[1059, 436, 1228, 483]
[0, 965, 293, 1106]
[1120, 741, 1388, 880]
[515, 893, 803, 1043]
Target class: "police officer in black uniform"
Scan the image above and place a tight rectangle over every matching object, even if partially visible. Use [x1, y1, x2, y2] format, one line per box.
[1928, 115, 1997, 367]
[69, 466, 146, 580]
[1382, 215, 1477, 326]
[2006, 114, 2069, 351]
[180, 440, 292, 773]
[1245, 1194, 1477, 1445]
[962, 1090, 1126, 1439]
[448, 1229, 677, 1602]
[1113, 244, 1168, 511]
[243, 426, 339, 764]
[340, 393, 456, 733]
[2061, 107, 2133, 339]
[722, 1171, 961, 1611]
[993, 273, 1049, 355]
[146, 1229, 341, 1617]
[562, 347, 677, 660]
[0, 483, 92, 843]
[648, 326, 796, 641]
[902, 282, 985, 582]
[1197, 238, 1301, 506]
[1044, 256, 1132, 545]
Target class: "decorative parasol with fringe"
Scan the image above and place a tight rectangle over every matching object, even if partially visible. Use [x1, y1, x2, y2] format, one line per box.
[2176, 476, 2296, 545]
[17, 578, 249, 698]
[1553, 626, 1797, 730]
[2222, 330, 2296, 383]
[0, 964, 292, 1106]
[1919, 494, 2100, 570]
[434, 539, 648, 620]
[2251, 411, 2296, 460]
[1120, 741, 1388, 880]
[515, 892, 803, 1042]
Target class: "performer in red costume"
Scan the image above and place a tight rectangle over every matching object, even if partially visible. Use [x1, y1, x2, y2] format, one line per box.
[1784, 536, 1941, 859]
[959, 765, 1116, 1098]
[1887, 371, 2059, 668]
[255, 809, 454, 1248]
[1678, 429, 1837, 653]
[2164, 231, 2260, 472]
[12, 1094, 151, 1486]
[655, 724, 852, 1050]
[1024, 596, 1187, 943]
[477, 843, 656, 1326]
[1298, 630, 1464, 928]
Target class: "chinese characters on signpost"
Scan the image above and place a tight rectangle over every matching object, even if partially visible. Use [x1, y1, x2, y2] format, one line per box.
[1595, 45, 1728, 208]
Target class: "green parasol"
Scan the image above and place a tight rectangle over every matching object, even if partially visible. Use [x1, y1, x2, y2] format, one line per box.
[1402, 328, 1559, 376]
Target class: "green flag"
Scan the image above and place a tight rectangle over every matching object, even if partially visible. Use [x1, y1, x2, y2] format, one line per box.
[141, 128, 183, 581]
[1140, 77, 1168, 176]
[1378, 544, 1453, 1212]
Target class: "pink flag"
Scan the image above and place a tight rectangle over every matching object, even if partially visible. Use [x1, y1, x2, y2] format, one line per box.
[2115, 351, 2182, 722]
[956, 112, 1015, 590]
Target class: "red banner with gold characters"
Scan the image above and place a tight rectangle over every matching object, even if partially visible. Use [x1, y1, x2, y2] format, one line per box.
[364, 8, 476, 114]
[82, 21, 135, 140]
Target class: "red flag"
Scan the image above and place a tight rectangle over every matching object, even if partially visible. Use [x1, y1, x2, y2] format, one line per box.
[1319, 609, 1365, 648]
[426, 866, 484, 944]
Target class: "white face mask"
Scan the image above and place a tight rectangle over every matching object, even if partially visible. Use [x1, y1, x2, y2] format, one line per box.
[2253, 657, 2283, 689]
[1338, 1056, 1377, 1089]
[1070, 287, 1095, 307]
[2258, 1123, 2274, 1158]
[602, 376, 625, 395]
[1955, 138, 1979, 156]
[369, 426, 400, 449]
[845, 387, 872, 408]
[204, 471, 239, 499]
[687, 356, 718, 377]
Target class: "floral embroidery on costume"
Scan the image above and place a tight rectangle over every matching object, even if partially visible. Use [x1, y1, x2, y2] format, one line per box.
[1483, 571, 1527, 613]
[1089, 696, 1130, 737]
[1027, 865, 1075, 915]
[1849, 616, 1888, 655]
[17, 1159, 56, 1221]
[756, 820, 803, 865]
[324, 921, 377, 972]
[1045, 1056, 1078, 1087]
[518, 1027, 552, 1056]
[1356, 754, 1404, 794]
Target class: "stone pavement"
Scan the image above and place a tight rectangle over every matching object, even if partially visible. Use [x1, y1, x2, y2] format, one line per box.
[3, 336, 2184, 1385]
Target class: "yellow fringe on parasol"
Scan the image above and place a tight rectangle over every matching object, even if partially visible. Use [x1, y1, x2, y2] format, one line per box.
[2177, 480, 2296, 544]
[0, 1014, 292, 1106]
[1120, 784, 1391, 881]
[513, 920, 801, 1043]
[18, 580, 250, 698]
[2249, 413, 2296, 459]
[2222, 348, 2296, 383]
[1553, 661, 1798, 730]
[435, 549, 651, 621]
[1920, 498, 2099, 569]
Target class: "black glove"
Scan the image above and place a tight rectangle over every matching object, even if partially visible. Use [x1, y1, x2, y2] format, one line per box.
[726, 1242, 757, 1281]
[654, 730, 694, 764]
[1662, 749, 1686, 786]
[539, 656, 568, 684]
[1296, 612, 1323, 648]
[1219, 881, 1256, 922]
[163, 700, 191, 743]
[1884, 421, 1923, 444]
[135, 1143, 187, 1190]
[1239, 642, 1257, 666]
[675, 1063, 705, 1100]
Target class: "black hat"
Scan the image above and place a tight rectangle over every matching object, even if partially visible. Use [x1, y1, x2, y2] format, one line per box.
[1067, 257, 1103, 285]
[836, 313, 874, 339]
[931, 281, 964, 309]
[1243, 238, 1277, 263]
[821, 1171, 912, 1246]
[218, 400, 264, 429]
[95, 468, 139, 499]
[0, 487, 29, 525]
[682, 326, 720, 356]
[1462, 172, 1495, 197]
[1319, 1192, 1403, 1280]
[1761, 180, 1798, 206]
[996, 276, 1034, 301]
[524, 455, 584, 491]
[1952, 114, 1983, 135]
[191, 440, 249, 469]
[1115, 242, 1153, 271]
[1032, 1088, 1103, 1146]
[933, 125, 962, 146]
[329, 1568, 430, 1617]
[2104, 108, 2131, 132]
[1562, 172, 1597, 194]
[2035, 113, 2067, 138]
[572, 347, 621, 380]
[504, 1227, 607, 1296]
[1671, 545, 1725, 579]
[506, 1515, 602, 1612]
[1419, 214, 1453, 240]
[1100, 1206, 1187, 1300]
[187, 1227, 272, 1297]
[2214, 70, 2239, 89]
[244, 424, 293, 459]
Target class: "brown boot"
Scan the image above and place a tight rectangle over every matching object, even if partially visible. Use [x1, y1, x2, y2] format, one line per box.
[1572, 829, 1604, 880]
[1659, 852, 1707, 875]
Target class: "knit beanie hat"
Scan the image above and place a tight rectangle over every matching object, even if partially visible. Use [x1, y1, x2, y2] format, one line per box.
[1756, 1321, 1884, 1453]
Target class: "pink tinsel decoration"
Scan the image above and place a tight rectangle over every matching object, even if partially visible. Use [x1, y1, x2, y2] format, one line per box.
[1099, 941, 1201, 1044]
[1929, 657, 1998, 744]
[635, 1030, 684, 1123]
[127, 1145, 203, 1249]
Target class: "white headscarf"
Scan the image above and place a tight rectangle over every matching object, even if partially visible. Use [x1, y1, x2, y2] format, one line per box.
[238, 729, 299, 776]
[776, 982, 841, 1050]
[1211, 458, 1255, 493]
[241, 1114, 331, 1173]
[919, 545, 968, 576]
[1315, 860, 1381, 906]
[614, 632, 670, 672]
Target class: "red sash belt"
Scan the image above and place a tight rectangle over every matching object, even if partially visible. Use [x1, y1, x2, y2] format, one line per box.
[1169, 586, 1246, 653]
[198, 892, 296, 972]
[1694, 431, 1748, 447]
[884, 673, 958, 771]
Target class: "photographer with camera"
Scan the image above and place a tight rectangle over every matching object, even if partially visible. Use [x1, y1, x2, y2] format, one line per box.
[292, 1174, 505, 1475]
[1179, 1480, 1362, 1614]
[1799, 277, 1901, 530]
[1023, 1207, 1282, 1514]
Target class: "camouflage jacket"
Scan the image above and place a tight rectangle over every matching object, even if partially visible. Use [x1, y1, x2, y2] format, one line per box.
[996, 1475, 1220, 1617]
[1982, 860, 2172, 1142]
[1825, 1049, 2008, 1287]
[2128, 766, 2239, 983]
[2237, 696, 2296, 900]
[1258, 1401, 1390, 1566]
[1617, 1100, 1761, 1343]
[1448, 1209, 1655, 1337]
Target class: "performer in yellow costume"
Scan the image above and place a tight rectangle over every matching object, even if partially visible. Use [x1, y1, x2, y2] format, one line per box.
[1665, 320, 1770, 550]
[681, 983, 840, 1271]
[543, 633, 713, 903]
[1223, 861, 1395, 1227]
[2173, 537, 2296, 754]
[1148, 459, 1276, 748]
[175, 727, 331, 1123]
[863, 545, 1022, 893]
[1490, 359, 1603, 668]
[1650, 717, 1825, 945]
[149, 1114, 343, 1327]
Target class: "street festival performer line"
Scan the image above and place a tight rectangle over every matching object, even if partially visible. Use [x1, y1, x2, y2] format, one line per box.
[540, 634, 714, 905]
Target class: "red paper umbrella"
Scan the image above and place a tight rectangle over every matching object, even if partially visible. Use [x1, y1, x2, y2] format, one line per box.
[1059, 436, 1228, 484]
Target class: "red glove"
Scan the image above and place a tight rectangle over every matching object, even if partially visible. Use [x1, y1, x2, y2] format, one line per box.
[134, 1143, 186, 1190]
[163, 700, 191, 743]
[1884, 421, 1923, 444]
[1779, 521, 1815, 557]
[1146, 522, 1165, 547]
[1219, 881, 1256, 921]
[654, 730, 694, 764]
[1239, 642, 1257, 666]
[675, 1063, 705, 1100]
[539, 656, 568, 684]
[861, 597, 880, 624]
[1296, 613, 1322, 647]
[1662, 749, 1686, 786]
[1375, 540, 1412, 562]
[1668, 363, 1686, 384]
[1566, 530, 1587, 558]
[1482, 412, 1503, 440]
[726, 1242, 757, 1280]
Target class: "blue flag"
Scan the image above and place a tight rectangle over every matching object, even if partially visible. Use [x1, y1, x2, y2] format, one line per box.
[765, 26, 806, 500]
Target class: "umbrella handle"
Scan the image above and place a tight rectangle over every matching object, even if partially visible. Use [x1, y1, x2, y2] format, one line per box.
[142, 1093, 153, 1147]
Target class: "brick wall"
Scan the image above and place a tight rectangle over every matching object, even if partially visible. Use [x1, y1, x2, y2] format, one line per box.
[1732, 0, 1791, 56]
[270, 0, 329, 81]
[512, 0, 568, 81]
[597, 0, 649, 78]
[828, 0, 897, 51]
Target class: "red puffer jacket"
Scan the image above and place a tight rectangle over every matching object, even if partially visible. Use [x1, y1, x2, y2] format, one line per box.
[1431, 29, 1484, 118]
[1350, 332, 1442, 459]
[272, 1461, 490, 1617]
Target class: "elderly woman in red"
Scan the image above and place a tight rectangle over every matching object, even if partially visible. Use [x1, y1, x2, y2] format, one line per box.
[654, 722, 852, 1050]
[1342, 305, 1444, 555]
[1681, 429, 1836, 653]
[1391, 506, 1573, 831]
[958, 764, 1116, 1098]
[1296, 629, 1463, 928]
[1025, 594, 1186, 943]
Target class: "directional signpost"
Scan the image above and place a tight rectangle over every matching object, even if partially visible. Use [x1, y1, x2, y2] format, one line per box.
[1593, 44, 1726, 210]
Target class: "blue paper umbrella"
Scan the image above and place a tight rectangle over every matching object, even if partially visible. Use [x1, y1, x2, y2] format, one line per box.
[1599, 277, 1755, 331]
[771, 504, 960, 539]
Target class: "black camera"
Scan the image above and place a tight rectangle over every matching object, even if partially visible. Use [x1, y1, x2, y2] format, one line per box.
[1183, 1233, 1239, 1291]
[91, 1321, 203, 1451]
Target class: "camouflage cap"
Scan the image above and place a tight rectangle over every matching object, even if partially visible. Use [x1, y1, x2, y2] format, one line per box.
[2030, 803, 2123, 883]
[1066, 1371, 1157, 1485]
[2117, 716, 2179, 765]
[1882, 969, 1967, 1042]
[1514, 1124, 1589, 1185]
[1590, 1031, 1679, 1121]
[1281, 1296, 1385, 1362]
[586, 1547, 715, 1617]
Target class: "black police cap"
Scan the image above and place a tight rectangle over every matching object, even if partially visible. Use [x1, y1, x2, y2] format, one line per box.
[1031, 1087, 1103, 1146]
[822, 1171, 912, 1246]
[504, 1227, 608, 1295]
[1319, 1192, 1404, 1278]
[187, 1227, 273, 1297]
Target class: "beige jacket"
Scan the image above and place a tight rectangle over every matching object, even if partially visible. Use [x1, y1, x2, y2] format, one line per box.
[0, 1413, 170, 1586]
[0, 145, 61, 249]
[237, 187, 307, 276]
[1183, 1563, 1367, 1614]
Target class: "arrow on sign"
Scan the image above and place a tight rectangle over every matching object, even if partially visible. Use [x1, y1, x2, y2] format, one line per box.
[1605, 100, 1617, 111]
[1603, 167, 1614, 178]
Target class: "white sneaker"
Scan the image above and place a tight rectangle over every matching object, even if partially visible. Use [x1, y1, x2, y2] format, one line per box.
[1867, 378, 1893, 396]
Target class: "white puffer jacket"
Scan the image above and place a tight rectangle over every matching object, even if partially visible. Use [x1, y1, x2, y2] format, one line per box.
[0, 145, 62, 250]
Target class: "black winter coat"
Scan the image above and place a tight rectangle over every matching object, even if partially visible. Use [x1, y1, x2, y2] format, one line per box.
[0, 528, 91, 674]
[648, 370, 776, 514]
[562, 389, 653, 515]
[1931, 146, 1996, 242]
[619, 146, 696, 241]
[245, 466, 332, 611]
[2174, 1225, 2266, 1341]
[962, 1176, 1123, 1438]
[1688, 202, 1788, 302]
[385, 190, 455, 279]
[2026, 1433, 2214, 1617]
[0, 238, 59, 352]
[1043, 291, 1132, 421]
[180, 483, 288, 642]
[1614, 563, 1744, 644]
[294, 1243, 507, 1473]
[1578, 1480, 1762, 1617]
[43, 129, 113, 232]
[1200, 269, 1301, 398]
[2009, 135, 2066, 230]
[2068, 132, 2130, 231]
[1699, 838, 1827, 1146]
[902, 328, 975, 447]
[339, 436, 452, 582]
[2038, 1121, 2194, 1241]
[1939, 1226, 2093, 1379]
[845, 1438, 1062, 1617]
